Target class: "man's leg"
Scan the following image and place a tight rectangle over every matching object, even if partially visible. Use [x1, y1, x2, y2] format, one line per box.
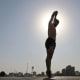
[46, 46, 55, 78]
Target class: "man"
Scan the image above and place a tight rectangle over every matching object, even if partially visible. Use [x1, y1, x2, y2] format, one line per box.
[45, 11, 59, 78]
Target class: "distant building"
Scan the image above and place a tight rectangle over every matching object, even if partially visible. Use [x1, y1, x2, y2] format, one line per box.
[17, 72, 23, 77]
[9, 73, 14, 77]
[66, 65, 75, 76]
[37, 72, 45, 77]
[24, 73, 31, 77]
[54, 71, 61, 76]
[9, 72, 23, 77]
[41, 72, 45, 76]
[62, 68, 66, 76]
[33, 71, 36, 76]
[75, 71, 80, 76]
[61, 65, 75, 76]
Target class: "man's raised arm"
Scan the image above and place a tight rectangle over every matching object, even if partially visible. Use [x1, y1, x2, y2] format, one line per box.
[49, 11, 58, 24]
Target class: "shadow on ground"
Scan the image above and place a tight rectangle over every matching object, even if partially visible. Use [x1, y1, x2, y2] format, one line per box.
[43, 78, 56, 80]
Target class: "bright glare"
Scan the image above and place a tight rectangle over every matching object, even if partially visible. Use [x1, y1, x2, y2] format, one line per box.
[41, 12, 51, 32]
[40, 11, 68, 35]
[56, 12, 66, 33]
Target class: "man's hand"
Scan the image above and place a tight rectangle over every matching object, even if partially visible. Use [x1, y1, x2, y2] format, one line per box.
[49, 11, 58, 24]
[52, 11, 58, 18]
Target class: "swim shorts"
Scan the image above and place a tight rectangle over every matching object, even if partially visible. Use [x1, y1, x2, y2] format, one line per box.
[45, 37, 56, 49]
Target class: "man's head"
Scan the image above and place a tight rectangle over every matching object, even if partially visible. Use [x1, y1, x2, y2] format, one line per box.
[54, 18, 59, 27]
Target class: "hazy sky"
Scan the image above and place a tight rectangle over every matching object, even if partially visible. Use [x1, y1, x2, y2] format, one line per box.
[0, 0, 80, 74]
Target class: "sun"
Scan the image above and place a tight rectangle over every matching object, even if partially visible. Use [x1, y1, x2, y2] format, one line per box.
[37, 10, 68, 37]
[40, 11, 67, 35]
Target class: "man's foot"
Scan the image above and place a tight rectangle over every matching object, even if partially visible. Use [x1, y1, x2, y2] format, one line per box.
[46, 70, 52, 78]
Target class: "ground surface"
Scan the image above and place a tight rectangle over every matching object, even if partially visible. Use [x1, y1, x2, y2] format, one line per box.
[0, 76, 80, 80]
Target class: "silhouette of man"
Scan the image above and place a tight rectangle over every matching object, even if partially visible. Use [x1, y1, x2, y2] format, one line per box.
[45, 11, 59, 78]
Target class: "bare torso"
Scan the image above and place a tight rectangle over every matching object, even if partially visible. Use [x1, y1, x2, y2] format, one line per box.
[48, 23, 56, 40]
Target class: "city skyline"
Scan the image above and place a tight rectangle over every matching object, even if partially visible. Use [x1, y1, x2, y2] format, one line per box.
[0, 65, 80, 77]
[0, 0, 80, 74]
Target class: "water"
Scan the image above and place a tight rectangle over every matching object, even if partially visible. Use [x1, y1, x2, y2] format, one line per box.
[0, 76, 80, 80]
